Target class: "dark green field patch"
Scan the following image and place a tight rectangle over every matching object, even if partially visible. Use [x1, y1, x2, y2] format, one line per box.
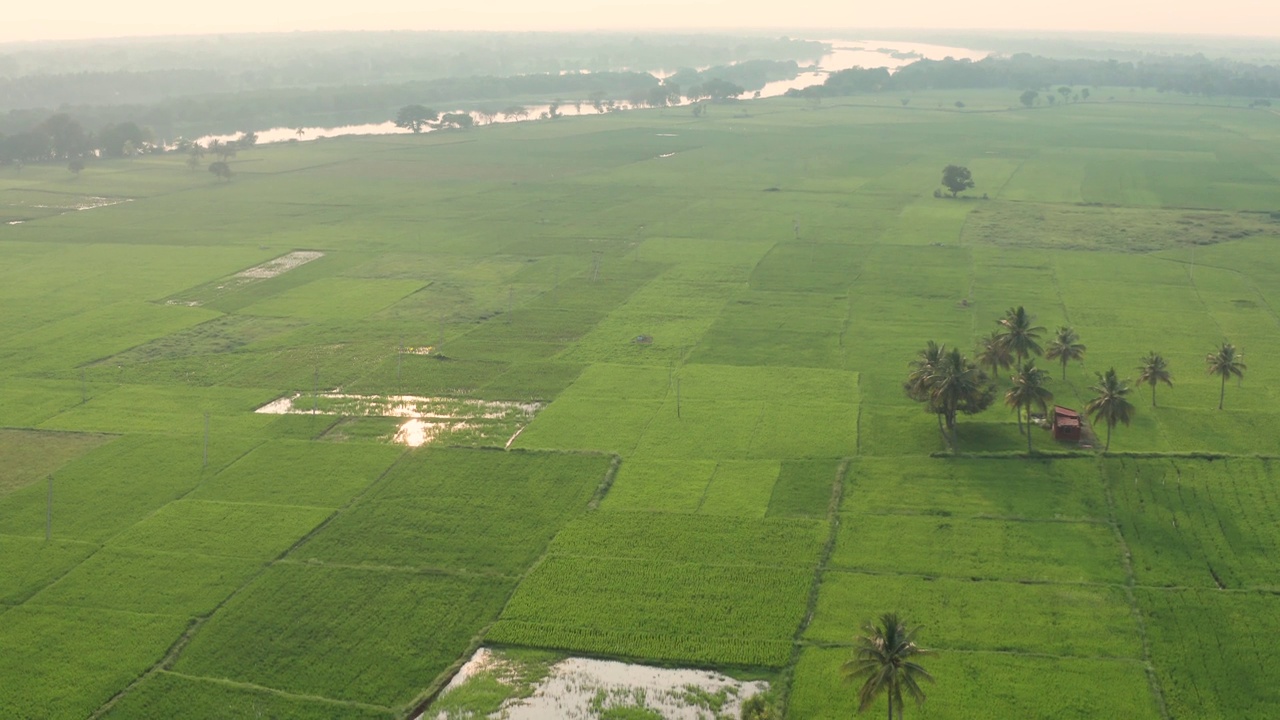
[766, 460, 839, 518]
[0, 536, 98, 604]
[175, 564, 511, 707]
[188, 441, 402, 508]
[295, 449, 608, 574]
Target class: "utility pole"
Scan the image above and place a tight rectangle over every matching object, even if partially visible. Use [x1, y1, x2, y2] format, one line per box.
[80, 369, 87, 405]
[313, 367, 319, 414]
[397, 336, 403, 386]
[591, 251, 601, 282]
[676, 378, 682, 419]
[203, 413, 210, 468]
[507, 287, 514, 324]
[46, 475, 53, 542]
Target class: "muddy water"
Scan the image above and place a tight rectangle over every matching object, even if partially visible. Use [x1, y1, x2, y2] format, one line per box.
[430, 648, 769, 720]
[195, 38, 985, 148]
[255, 393, 541, 448]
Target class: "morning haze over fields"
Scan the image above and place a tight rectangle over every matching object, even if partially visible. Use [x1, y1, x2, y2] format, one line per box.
[2, 2, 1279, 718]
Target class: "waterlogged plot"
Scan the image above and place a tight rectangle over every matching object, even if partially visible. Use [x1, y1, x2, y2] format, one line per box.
[806, 572, 1142, 658]
[256, 392, 543, 448]
[1107, 458, 1280, 588]
[101, 671, 394, 720]
[788, 647, 1160, 720]
[0, 605, 190, 720]
[175, 564, 512, 707]
[430, 647, 769, 720]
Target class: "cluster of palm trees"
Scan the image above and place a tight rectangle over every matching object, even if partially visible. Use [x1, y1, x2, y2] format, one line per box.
[906, 306, 1252, 453]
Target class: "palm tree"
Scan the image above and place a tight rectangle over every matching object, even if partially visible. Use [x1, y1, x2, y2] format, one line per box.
[1005, 362, 1054, 454]
[904, 342, 947, 440]
[1136, 352, 1173, 407]
[975, 331, 1013, 378]
[1045, 326, 1086, 380]
[1205, 342, 1246, 410]
[928, 348, 995, 451]
[1085, 368, 1135, 452]
[843, 613, 934, 720]
[996, 306, 1045, 364]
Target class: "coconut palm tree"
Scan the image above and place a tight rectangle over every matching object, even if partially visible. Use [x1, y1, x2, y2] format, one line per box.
[905, 342, 947, 439]
[1136, 352, 1173, 407]
[1205, 342, 1246, 410]
[1045, 326, 1086, 380]
[1006, 362, 1054, 454]
[928, 348, 995, 451]
[975, 331, 1014, 379]
[843, 613, 934, 720]
[996, 306, 1045, 364]
[1085, 368, 1135, 452]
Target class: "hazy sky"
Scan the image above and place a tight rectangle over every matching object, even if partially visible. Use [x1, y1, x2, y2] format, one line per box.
[4, 0, 1279, 43]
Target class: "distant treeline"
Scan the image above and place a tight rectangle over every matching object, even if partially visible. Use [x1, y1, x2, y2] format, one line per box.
[0, 57, 801, 161]
[791, 53, 1280, 99]
[0, 32, 824, 110]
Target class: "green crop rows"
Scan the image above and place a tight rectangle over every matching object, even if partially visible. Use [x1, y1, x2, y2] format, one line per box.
[3, 88, 1280, 718]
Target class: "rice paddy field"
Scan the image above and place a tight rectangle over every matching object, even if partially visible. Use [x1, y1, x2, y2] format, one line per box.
[2, 88, 1279, 718]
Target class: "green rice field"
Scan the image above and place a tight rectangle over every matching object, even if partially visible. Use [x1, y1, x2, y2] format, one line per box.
[2, 89, 1280, 718]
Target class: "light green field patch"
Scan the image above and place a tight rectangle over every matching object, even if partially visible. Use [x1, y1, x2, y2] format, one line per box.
[845, 458, 1107, 520]
[39, 384, 279, 436]
[0, 605, 191, 720]
[30, 547, 259, 617]
[807, 572, 1141, 658]
[699, 461, 782, 517]
[108, 500, 332, 559]
[789, 647, 1160, 720]
[239, 277, 426, 319]
[999, 152, 1086, 203]
[602, 460, 718, 513]
[831, 514, 1125, 584]
[878, 199, 976, 245]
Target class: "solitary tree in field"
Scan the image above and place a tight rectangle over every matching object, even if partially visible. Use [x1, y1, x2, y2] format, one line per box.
[1059, 86, 1073, 103]
[1136, 352, 1173, 407]
[997, 306, 1045, 364]
[208, 161, 232, 182]
[1006, 362, 1054, 453]
[67, 158, 85, 177]
[843, 613, 934, 720]
[1020, 90, 1039, 107]
[1086, 368, 1135, 453]
[395, 104, 439, 133]
[1045, 326, 1086, 380]
[940, 165, 974, 197]
[1205, 342, 1246, 410]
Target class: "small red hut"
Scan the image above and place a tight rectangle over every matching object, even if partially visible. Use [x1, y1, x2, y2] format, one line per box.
[1052, 406, 1082, 442]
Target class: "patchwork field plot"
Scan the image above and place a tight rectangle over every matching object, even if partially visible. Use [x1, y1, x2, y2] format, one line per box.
[3, 89, 1280, 718]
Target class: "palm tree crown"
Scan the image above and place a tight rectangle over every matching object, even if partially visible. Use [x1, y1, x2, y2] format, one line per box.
[1005, 362, 1054, 454]
[996, 306, 1045, 363]
[1045, 326, 1086, 380]
[1085, 368, 1136, 452]
[975, 331, 1013, 378]
[1136, 352, 1173, 407]
[843, 613, 934, 719]
[1205, 343, 1246, 410]
[928, 348, 995, 451]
